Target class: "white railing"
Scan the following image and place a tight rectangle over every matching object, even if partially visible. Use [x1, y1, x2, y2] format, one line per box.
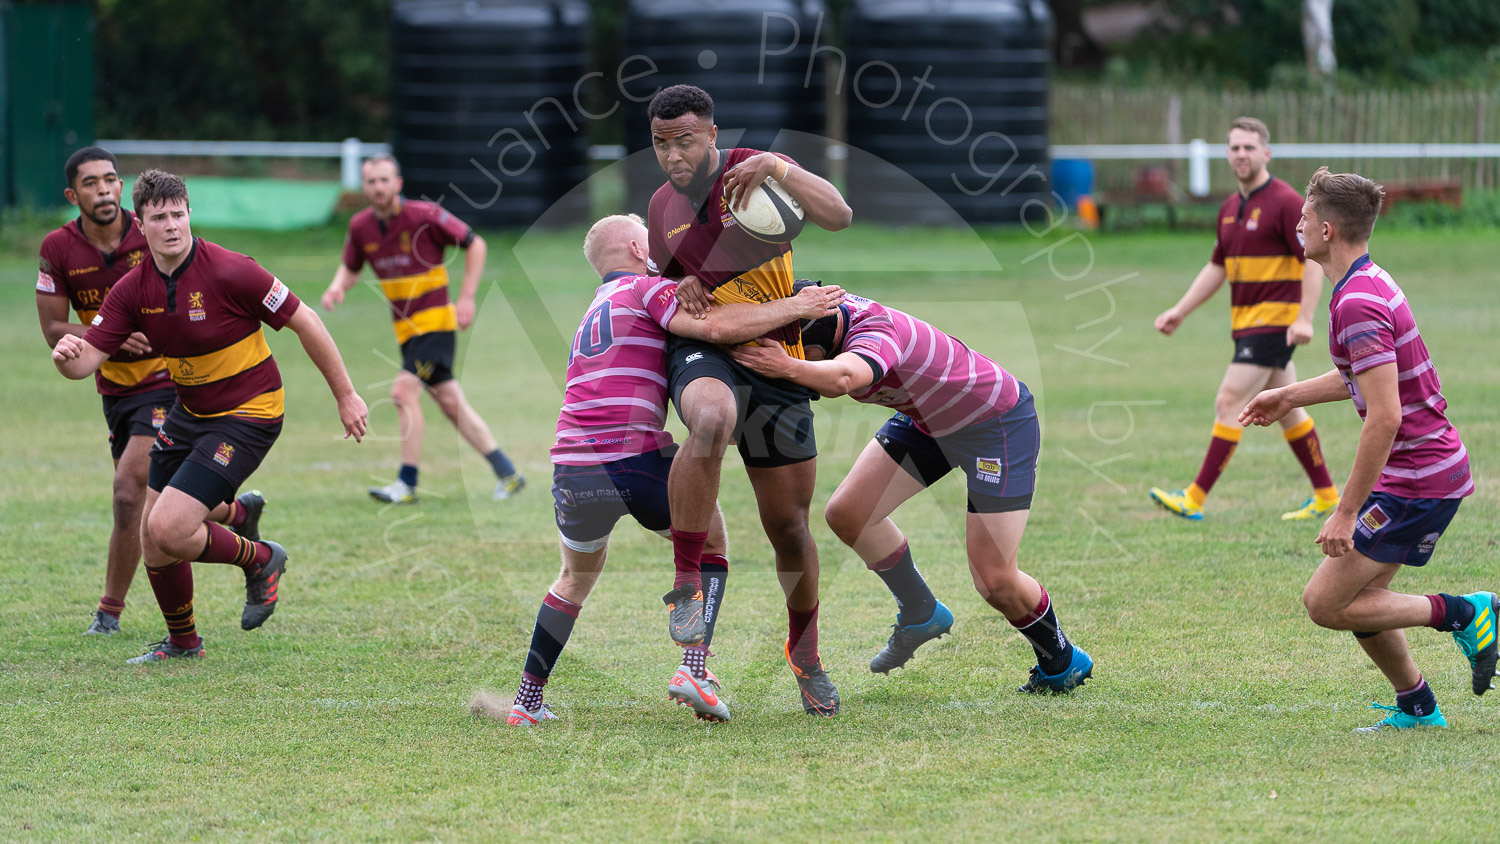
[97, 138, 392, 190]
[97, 138, 1500, 197]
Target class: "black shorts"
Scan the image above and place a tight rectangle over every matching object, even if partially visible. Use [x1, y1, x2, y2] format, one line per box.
[875, 382, 1039, 514]
[402, 331, 456, 386]
[102, 387, 175, 461]
[147, 403, 282, 509]
[552, 445, 677, 552]
[666, 337, 817, 469]
[1231, 333, 1295, 369]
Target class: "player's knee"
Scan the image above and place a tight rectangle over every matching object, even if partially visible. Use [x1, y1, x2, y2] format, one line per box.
[822, 496, 863, 546]
[145, 509, 191, 558]
[111, 481, 147, 524]
[684, 398, 736, 443]
[1213, 395, 1243, 423]
[1302, 587, 1340, 629]
[762, 510, 813, 553]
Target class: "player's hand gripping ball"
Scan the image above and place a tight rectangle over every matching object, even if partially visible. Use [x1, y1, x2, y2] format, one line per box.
[727, 172, 805, 243]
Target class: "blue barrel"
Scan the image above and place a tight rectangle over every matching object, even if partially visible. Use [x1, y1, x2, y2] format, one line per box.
[1051, 158, 1094, 210]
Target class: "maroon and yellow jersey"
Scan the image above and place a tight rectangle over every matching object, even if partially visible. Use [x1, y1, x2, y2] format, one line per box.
[37, 211, 170, 397]
[83, 239, 301, 421]
[1211, 176, 1308, 339]
[647, 148, 803, 359]
[341, 199, 475, 345]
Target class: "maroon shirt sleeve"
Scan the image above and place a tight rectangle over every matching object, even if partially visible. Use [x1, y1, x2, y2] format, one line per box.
[81, 272, 138, 356]
[37, 234, 70, 298]
[227, 254, 303, 330]
[421, 204, 475, 249]
[341, 223, 366, 272]
[647, 191, 670, 276]
[1210, 198, 1228, 266]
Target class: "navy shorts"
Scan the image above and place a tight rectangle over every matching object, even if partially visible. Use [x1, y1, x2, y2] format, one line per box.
[1353, 490, 1463, 566]
[1232, 333, 1295, 369]
[552, 445, 677, 552]
[147, 404, 282, 509]
[102, 386, 175, 460]
[666, 337, 817, 469]
[401, 331, 456, 386]
[875, 382, 1039, 514]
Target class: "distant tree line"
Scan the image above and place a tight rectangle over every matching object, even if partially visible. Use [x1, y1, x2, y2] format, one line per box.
[92, 0, 1497, 143]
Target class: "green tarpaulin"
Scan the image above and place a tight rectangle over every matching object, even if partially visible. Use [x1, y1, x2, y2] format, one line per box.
[62, 177, 342, 231]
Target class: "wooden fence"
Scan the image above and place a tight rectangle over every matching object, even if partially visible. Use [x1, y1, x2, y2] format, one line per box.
[1050, 84, 1500, 193]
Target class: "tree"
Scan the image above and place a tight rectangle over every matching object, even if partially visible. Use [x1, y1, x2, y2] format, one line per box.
[1302, 0, 1336, 78]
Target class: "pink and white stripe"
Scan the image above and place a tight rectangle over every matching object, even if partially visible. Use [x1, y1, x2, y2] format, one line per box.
[1328, 258, 1471, 499]
[840, 295, 1019, 436]
[551, 274, 679, 465]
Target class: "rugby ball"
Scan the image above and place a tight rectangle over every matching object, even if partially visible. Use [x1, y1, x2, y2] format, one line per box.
[728, 175, 805, 243]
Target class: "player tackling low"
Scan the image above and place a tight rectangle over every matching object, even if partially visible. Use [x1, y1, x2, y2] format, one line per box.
[1241, 167, 1488, 732]
[475, 214, 842, 725]
[52, 170, 368, 664]
[733, 286, 1094, 694]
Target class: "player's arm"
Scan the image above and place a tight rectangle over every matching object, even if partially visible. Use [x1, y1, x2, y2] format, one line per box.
[285, 303, 369, 442]
[1286, 259, 1324, 346]
[667, 283, 844, 345]
[454, 234, 487, 331]
[51, 334, 111, 380]
[1155, 262, 1226, 335]
[1316, 362, 1400, 558]
[37, 293, 85, 347]
[1240, 368, 1348, 427]
[722, 153, 852, 231]
[730, 340, 875, 398]
[322, 263, 361, 312]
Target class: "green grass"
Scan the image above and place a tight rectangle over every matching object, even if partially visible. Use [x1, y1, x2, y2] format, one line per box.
[2, 217, 1497, 841]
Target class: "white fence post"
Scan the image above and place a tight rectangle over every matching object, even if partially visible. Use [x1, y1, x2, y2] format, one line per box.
[341, 138, 363, 191]
[1188, 138, 1211, 197]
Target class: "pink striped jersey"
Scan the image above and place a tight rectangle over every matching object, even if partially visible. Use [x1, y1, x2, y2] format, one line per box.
[840, 294, 1020, 437]
[1328, 255, 1471, 499]
[551, 272, 680, 465]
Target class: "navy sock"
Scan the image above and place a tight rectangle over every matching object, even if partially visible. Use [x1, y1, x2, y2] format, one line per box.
[485, 449, 516, 478]
[869, 542, 936, 625]
[700, 554, 728, 648]
[1429, 593, 1476, 632]
[522, 592, 580, 681]
[1396, 677, 1438, 718]
[1012, 589, 1074, 675]
[398, 464, 418, 488]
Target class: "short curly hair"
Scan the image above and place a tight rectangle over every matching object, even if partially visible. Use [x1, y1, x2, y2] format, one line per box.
[648, 85, 714, 123]
[132, 169, 189, 213]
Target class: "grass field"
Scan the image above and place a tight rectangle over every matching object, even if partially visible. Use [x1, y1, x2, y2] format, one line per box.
[2, 216, 1497, 841]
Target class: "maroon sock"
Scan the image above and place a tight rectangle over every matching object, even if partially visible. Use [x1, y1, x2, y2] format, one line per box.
[670, 528, 707, 591]
[787, 602, 820, 669]
[99, 595, 125, 620]
[199, 522, 271, 568]
[1191, 425, 1242, 498]
[225, 499, 247, 528]
[1286, 425, 1336, 491]
[146, 561, 199, 649]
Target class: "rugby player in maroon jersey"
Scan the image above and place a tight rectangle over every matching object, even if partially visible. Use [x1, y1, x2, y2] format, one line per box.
[53, 170, 368, 664]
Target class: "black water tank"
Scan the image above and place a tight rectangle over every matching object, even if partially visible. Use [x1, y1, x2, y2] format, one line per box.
[621, 0, 828, 215]
[391, 0, 591, 229]
[845, 0, 1053, 226]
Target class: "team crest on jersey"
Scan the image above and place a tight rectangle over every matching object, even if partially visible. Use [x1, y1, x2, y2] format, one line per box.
[976, 458, 1003, 484]
[188, 290, 207, 322]
[213, 442, 235, 466]
[123, 249, 145, 269]
[151, 407, 168, 428]
[1359, 504, 1390, 534]
[1247, 207, 1262, 231]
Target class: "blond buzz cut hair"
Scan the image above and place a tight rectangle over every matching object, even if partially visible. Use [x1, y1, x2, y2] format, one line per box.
[583, 213, 647, 276]
[1306, 166, 1385, 245]
[1228, 116, 1270, 145]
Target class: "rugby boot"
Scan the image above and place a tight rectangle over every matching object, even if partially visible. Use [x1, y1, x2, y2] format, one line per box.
[870, 601, 954, 674]
[662, 584, 707, 646]
[1018, 645, 1094, 695]
[785, 641, 839, 717]
[1452, 591, 1500, 695]
[126, 637, 205, 664]
[230, 489, 266, 541]
[1354, 702, 1447, 733]
[1149, 487, 1203, 521]
[83, 608, 120, 636]
[668, 666, 730, 722]
[241, 541, 287, 631]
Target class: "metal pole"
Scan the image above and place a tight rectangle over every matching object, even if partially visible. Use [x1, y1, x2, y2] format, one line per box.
[342, 138, 362, 191]
[1188, 138, 1210, 197]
